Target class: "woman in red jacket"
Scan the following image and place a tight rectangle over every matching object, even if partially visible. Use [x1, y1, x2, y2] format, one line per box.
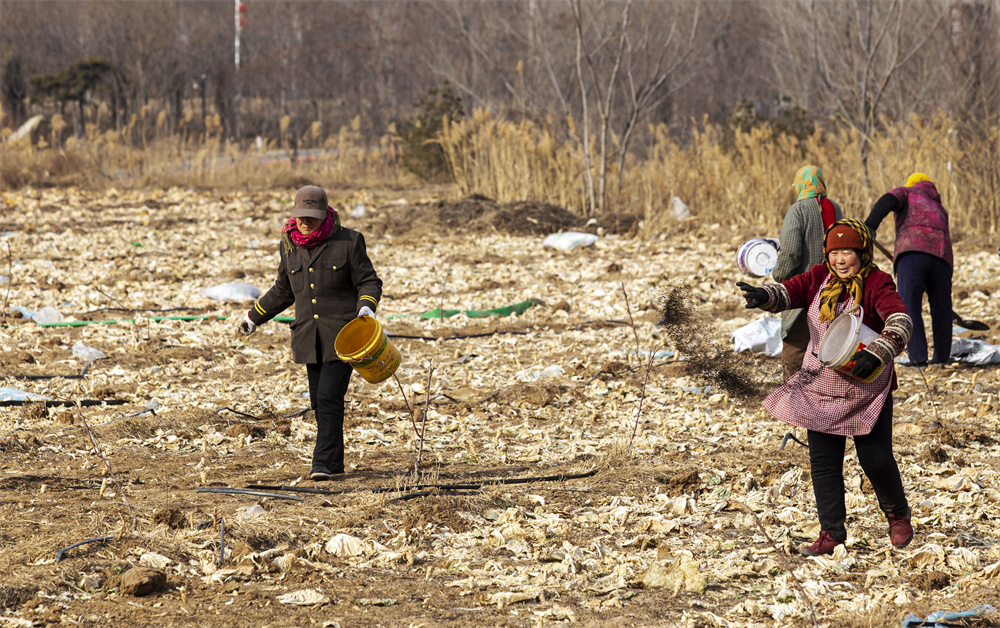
[737, 219, 914, 556]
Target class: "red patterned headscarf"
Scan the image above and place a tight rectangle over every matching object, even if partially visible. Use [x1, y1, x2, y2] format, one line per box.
[281, 206, 341, 252]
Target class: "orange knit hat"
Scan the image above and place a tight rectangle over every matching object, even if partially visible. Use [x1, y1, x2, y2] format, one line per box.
[825, 223, 864, 254]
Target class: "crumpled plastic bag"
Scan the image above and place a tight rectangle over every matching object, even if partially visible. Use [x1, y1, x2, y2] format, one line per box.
[13, 305, 64, 324]
[72, 341, 107, 362]
[670, 196, 691, 221]
[731, 317, 782, 357]
[542, 232, 598, 251]
[200, 282, 261, 302]
[950, 337, 1000, 365]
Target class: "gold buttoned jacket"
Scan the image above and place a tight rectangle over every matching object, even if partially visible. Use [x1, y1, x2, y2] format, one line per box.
[249, 228, 382, 363]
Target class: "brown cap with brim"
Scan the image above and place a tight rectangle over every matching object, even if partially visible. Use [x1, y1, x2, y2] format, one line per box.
[292, 185, 328, 220]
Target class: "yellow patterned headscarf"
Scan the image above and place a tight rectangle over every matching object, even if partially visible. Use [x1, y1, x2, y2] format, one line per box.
[793, 165, 827, 201]
[818, 219, 877, 323]
[906, 172, 930, 187]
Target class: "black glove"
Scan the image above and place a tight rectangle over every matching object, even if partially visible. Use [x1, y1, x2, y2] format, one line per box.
[736, 282, 768, 309]
[850, 349, 882, 379]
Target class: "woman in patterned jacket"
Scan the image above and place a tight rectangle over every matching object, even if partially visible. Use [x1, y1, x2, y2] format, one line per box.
[737, 219, 914, 556]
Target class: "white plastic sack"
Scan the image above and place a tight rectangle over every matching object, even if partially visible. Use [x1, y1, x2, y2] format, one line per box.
[200, 282, 261, 302]
[542, 232, 598, 251]
[731, 317, 782, 357]
[72, 341, 107, 362]
[670, 196, 691, 221]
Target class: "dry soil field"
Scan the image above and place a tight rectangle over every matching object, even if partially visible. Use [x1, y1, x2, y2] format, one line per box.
[1, 187, 999, 627]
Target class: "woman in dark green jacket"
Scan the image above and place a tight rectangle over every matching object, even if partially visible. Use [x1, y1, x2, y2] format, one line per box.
[238, 185, 382, 480]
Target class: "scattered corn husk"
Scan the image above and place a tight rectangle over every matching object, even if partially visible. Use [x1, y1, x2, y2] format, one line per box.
[2, 189, 999, 626]
[277, 589, 330, 606]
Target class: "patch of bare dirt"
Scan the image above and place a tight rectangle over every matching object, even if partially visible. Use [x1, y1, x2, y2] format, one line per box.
[367, 194, 640, 240]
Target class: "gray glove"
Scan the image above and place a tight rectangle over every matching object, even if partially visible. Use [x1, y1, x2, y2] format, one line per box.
[358, 306, 375, 318]
[237, 313, 257, 336]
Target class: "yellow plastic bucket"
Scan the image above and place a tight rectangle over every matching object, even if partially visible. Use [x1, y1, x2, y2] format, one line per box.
[334, 316, 401, 384]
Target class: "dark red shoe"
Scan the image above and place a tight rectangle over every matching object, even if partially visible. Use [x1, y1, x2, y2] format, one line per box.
[799, 531, 844, 556]
[887, 508, 913, 548]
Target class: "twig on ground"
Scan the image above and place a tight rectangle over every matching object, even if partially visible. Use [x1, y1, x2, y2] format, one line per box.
[389, 488, 480, 502]
[79, 410, 138, 529]
[95, 286, 146, 344]
[196, 487, 304, 501]
[414, 365, 434, 475]
[909, 355, 942, 426]
[439, 254, 455, 321]
[215, 407, 261, 421]
[734, 500, 820, 628]
[2, 242, 12, 316]
[621, 282, 642, 365]
[218, 517, 226, 565]
[627, 345, 662, 452]
[7, 358, 103, 380]
[250, 469, 599, 496]
[391, 372, 419, 437]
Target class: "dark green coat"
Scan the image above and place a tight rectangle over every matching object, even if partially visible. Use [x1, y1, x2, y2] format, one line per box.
[249, 228, 382, 363]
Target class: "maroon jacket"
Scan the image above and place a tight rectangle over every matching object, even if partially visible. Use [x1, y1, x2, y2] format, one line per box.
[779, 264, 908, 390]
[864, 180, 953, 269]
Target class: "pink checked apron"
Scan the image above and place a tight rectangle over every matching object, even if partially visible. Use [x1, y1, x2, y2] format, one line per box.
[763, 276, 893, 436]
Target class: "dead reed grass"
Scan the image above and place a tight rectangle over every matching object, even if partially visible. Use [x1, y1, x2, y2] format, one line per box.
[439, 109, 1000, 236]
[1, 109, 402, 192]
[4, 103, 997, 237]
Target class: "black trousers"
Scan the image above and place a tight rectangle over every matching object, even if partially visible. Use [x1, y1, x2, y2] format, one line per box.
[306, 360, 353, 474]
[806, 395, 908, 542]
[781, 311, 811, 380]
[896, 251, 952, 364]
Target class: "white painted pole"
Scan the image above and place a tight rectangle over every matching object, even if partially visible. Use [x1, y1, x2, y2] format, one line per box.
[234, 0, 241, 139]
[234, 0, 240, 70]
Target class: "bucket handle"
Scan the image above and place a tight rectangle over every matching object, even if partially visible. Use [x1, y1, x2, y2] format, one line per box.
[844, 304, 863, 319]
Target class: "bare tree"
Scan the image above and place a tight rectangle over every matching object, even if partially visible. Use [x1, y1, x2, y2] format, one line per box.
[946, 0, 1000, 231]
[563, 0, 708, 214]
[806, 0, 944, 179]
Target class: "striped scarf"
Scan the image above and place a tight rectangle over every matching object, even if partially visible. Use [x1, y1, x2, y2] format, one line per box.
[818, 218, 877, 323]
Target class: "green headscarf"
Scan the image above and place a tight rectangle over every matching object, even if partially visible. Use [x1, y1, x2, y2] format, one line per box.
[793, 165, 827, 201]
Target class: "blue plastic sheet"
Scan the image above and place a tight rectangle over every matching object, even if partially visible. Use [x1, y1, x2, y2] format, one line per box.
[0, 387, 50, 402]
[902, 604, 996, 628]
